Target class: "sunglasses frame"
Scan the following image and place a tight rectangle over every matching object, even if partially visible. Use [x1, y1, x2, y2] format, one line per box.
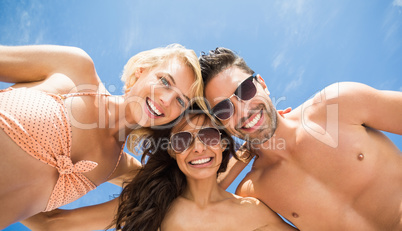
[210, 75, 258, 121]
[169, 127, 222, 153]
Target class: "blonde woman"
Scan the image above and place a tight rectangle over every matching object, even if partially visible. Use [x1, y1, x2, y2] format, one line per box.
[0, 43, 203, 229]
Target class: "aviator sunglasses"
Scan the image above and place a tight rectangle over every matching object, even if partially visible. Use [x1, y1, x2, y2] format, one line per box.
[170, 127, 221, 153]
[210, 75, 258, 120]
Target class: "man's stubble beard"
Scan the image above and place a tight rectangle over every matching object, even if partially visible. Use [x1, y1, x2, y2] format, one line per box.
[237, 103, 278, 145]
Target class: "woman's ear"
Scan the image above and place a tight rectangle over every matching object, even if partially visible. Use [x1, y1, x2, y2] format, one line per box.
[135, 67, 146, 78]
[256, 74, 270, 95]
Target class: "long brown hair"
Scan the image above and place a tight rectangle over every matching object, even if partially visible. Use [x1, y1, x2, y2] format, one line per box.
[113, 110, 238, 231]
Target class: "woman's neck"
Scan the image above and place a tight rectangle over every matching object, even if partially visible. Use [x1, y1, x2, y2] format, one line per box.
[182, 176, 231, 207]
[107, 95, 141, 142]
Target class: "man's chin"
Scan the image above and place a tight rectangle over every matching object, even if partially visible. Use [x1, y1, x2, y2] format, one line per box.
[246, 136, 271, 145]
[238, 127, 275, 143]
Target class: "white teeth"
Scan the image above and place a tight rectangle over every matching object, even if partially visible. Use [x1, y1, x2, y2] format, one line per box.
[244, 112, 261, 129]
[190, 157, 212, 165]
[147, 99, 162, 116]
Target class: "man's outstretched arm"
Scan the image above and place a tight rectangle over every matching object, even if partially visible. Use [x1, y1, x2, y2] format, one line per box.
[328, 82, 402, 135]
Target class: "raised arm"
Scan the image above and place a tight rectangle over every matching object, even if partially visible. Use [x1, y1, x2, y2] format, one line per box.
[0, 45, 96, 84]
[22, 198, 119, 231]
[328, 82, 402, 135]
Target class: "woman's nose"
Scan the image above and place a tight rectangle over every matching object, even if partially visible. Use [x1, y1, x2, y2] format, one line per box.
[159, 90, 176, 106]
[192, 136, 206, 153]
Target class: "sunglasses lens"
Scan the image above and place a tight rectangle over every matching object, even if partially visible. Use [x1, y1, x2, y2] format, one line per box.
[235, 77, 257, 100]
[211, 76, 257, 120]
[171, 128, 221, 153]
[211, 99, 234, 120]
[171, 132, 192, 152]
[198, 128, 221, 146]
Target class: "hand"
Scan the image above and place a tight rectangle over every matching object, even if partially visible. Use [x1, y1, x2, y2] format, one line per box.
[278, 107, 292, 117]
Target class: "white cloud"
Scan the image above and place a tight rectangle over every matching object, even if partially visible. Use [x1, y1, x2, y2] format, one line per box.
[272, 52, 285, 70]
[6, 1, 46, 45]
[270, 0, 320, 48]
[277, 0, 307, 15]
[393, 0, 402, 7]
[382, 1, 402, 54]
[285, 68, 304, 92]
[20, 11, 31, 44]
[122, 25, 141, 55]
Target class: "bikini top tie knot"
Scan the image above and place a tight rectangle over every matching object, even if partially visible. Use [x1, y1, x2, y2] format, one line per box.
[55, 155, 98, 175]
[0, 87, 120, 211]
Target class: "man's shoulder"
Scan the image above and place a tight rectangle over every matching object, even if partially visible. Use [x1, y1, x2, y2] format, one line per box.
[319, 82, 373, 102]
[296, 82, 370, 113]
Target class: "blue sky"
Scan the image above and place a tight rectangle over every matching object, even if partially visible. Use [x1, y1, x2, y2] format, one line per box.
[1, 0, 402, 230]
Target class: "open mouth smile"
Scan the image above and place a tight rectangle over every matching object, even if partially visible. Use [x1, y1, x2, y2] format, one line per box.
[241, 110, 263, 130]
[146, 97, 164, 117]
[189, 157, 213, 166]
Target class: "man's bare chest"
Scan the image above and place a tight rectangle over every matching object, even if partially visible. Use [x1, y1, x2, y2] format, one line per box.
[243, 127, 402, 230]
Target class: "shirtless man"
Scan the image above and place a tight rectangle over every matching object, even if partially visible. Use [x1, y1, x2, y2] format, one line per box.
[200, 47, 402, 231]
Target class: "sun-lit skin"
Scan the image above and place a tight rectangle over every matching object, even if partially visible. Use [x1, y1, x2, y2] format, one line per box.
[125, 57, 195, 128]
[162, 115, 299, 231]
[170, 116, 225, 182]
[205, 65, 402, 230]
[205, 67, 277, 144]
[19, 115, 298, 231]
[0, 45, 202, 228]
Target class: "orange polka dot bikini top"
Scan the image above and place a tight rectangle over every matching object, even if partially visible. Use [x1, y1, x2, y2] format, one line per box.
[0, 87, 124, 211]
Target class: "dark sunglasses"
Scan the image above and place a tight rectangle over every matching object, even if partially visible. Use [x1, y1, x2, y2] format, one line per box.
[170, 127, 221, 153]
[210, 75, 258, 120]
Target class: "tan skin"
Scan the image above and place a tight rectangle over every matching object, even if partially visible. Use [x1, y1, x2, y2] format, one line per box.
[22, 115, 297, 231]
[0, 45, 196, 228]
[205, 66, 402, 231]
[161, 115, 297, 231]
[22, 199, 119, 231]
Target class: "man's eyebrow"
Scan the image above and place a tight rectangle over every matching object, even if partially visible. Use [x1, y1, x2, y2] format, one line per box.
[165, 72, 191, 102]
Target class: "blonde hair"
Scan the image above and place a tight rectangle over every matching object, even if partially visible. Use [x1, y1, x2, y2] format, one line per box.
[122, 44, 206, 154]
[122, 44, 201, 94]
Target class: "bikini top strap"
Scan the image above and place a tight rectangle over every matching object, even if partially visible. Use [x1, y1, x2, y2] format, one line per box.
[59, 90, 123, 181]
[105, 141, 126, 181]
[59, 91, 111, 99]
